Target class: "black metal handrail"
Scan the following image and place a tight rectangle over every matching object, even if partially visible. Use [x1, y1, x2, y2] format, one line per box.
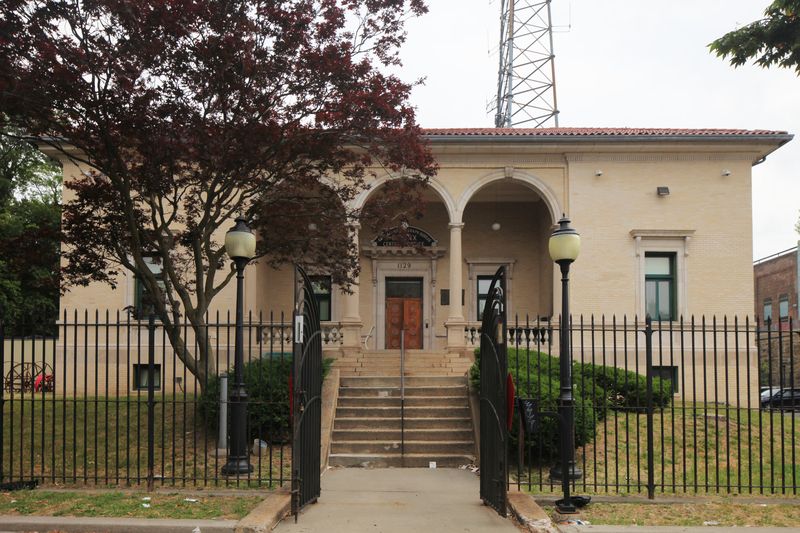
[400, 329, 405, 466]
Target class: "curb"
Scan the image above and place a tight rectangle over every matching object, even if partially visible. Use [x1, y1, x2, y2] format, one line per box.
[234, 490, 291, 533]
[0, 516, 237, 533]
[507, 491, 558, 533]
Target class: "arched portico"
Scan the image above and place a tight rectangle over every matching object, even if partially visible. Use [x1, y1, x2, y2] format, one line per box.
[454, 169, 562, 224]
[351, 174, 458, 222]
[346, 170, 562, 352]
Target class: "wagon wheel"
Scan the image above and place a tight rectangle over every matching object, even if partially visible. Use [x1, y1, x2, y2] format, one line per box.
[4, 363, 32, 393]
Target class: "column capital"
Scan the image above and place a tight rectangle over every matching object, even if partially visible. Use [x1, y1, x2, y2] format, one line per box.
[448, 222, 465, 230]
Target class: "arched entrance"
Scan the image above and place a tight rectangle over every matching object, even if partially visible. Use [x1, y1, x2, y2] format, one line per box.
[459, 177, 555, 325]
[357, 182, 453, 350]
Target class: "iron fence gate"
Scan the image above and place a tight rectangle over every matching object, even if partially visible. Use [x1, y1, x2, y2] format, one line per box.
[291, 266, 323, 518]
[479, 266, 508, 515]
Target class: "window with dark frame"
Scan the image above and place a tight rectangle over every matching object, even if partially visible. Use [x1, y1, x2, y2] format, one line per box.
[134, 255, 166, 319]
[652, 365, 679, 394]
[644, 252, 676, 321]
[763, 298, 773, 324]
[132, 364, 162, 391]
[477, 275, 493, 320]
[310, 275, 332, 322]
[779, 294, 789, 322]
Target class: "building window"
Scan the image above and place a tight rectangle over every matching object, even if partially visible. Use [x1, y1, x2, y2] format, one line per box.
[645, 252, 676, 321]
[132, 364, 162, 391]
[134, 255, 166, 319]
[477, 276, 494, 320]
[310, 276, 332, 322]
[652, 365, 679, 394]
[779, 294, 789, 322]
[763, 298, 773, 324]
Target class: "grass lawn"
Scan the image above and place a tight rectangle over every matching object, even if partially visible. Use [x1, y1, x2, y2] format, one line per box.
[541, 501, 800, 528]
[1, 395, 291, 488]
[515, 402, 800, 495]
[0, 490, 262, 519]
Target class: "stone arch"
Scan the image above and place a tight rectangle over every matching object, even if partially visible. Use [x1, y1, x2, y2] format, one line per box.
[351, 175, 458, 223]
[455, 169, 561, 224]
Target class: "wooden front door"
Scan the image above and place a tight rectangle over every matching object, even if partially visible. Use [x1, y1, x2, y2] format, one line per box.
[385, 278, 424, 349]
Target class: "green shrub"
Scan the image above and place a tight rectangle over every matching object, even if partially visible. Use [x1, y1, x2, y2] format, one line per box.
[575, 363, 672, 412]
[199, 355, 333, 444]
[469, 347, 673, 459]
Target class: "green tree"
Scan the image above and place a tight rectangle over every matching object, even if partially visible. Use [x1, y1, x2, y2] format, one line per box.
[710, 1, 800, 74]
[0, 131, 61, 335]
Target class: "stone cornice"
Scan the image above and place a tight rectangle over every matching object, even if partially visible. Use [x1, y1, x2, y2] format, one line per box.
[565, 152, 762, 163]
[430, 151, 763, 168]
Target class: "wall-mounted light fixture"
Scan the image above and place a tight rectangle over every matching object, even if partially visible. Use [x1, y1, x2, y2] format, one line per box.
[595, 170, 603, 177]
[722, 169, 731, 177]
[657, 186, 670, 197]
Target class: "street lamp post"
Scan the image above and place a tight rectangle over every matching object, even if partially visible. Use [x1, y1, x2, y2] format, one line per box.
[221, 217, 256, 476]
[548, 215, 582, 514]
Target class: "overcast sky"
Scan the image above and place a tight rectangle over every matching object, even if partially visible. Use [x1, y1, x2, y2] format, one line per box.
[395, 0, 799, 260]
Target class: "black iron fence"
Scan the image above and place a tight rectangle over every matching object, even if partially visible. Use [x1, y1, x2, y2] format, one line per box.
[0, 310, 303, 488]
[493, 314, 800, 496]
[2, 310, 799, 496]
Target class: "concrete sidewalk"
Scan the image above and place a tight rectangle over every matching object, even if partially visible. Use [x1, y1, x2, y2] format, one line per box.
[0, 515, 236, 533]
[274, 467, 521, 533]
[558, 527, 800, 533]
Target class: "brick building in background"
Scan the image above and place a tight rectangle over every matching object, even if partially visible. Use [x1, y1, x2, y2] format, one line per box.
[754, 245, 800, 329]
[754, 245, 800, 389]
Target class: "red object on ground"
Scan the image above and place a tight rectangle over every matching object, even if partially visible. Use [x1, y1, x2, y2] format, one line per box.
[506, 373, 515, 430]
[34, 374, 44, 391]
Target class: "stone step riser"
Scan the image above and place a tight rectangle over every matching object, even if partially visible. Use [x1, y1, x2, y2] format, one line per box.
[337, 396, 466, 408]
[334, 417, 471, 430]
[328, 454, 474, 468]
[336, 386, 466, 397]
[339, 376, 467, 387]
[335, 364, 469, 371]
[331, 429, 474, 441]
[343, 371, 469, 377]
[333, 358, 472, 366]
[336, 407, 470, 418]
[331, 441, 474, 455]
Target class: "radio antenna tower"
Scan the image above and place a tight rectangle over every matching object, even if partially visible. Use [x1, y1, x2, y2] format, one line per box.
[494, 0, 559, 128]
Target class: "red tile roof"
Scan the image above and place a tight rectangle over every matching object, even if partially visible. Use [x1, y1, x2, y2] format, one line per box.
[422, 127, 789, 137]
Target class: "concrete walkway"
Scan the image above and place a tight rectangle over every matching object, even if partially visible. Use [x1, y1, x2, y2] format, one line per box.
[274, 468, 521, 533]
[559, 527, 800, 533]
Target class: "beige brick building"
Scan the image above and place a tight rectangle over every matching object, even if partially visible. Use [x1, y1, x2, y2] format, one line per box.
[48, 127, 792, 403]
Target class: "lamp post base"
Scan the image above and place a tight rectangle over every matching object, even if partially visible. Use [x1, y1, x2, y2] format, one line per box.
[549, 463, 583, 482]
[554, 497, 577, 514]
[221, 457, 253, 476]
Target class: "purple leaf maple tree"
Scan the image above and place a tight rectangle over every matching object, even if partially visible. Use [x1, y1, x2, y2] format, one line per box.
[0, 0, 436, 383]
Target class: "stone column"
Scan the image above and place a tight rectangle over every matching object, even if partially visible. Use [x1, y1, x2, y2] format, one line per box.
[445, 222, 467, 351]
[340, 222, 362, 354]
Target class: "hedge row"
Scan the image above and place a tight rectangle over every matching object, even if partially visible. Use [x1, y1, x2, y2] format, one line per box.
[470, 348, 672, 458]
[199, 355, 333, 444]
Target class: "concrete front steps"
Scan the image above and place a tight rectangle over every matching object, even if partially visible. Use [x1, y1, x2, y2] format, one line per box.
[329, 375, 476, 468]
[332, 350, 474, 377]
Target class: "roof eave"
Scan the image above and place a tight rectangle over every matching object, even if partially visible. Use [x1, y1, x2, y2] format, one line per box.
[423, 133, 794, 145]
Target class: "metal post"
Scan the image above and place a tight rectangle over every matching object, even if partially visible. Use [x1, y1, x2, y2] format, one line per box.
[222, 258, 253, 475]
[551, 260, 581, 514]
[644, 316, 656, 499]
[146, 312, 156, 491]
[219, 374, 228, 452]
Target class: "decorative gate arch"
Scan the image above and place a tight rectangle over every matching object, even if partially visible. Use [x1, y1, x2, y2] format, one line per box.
[479, 266, 508, 516]
[291, 266, 323, 519]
